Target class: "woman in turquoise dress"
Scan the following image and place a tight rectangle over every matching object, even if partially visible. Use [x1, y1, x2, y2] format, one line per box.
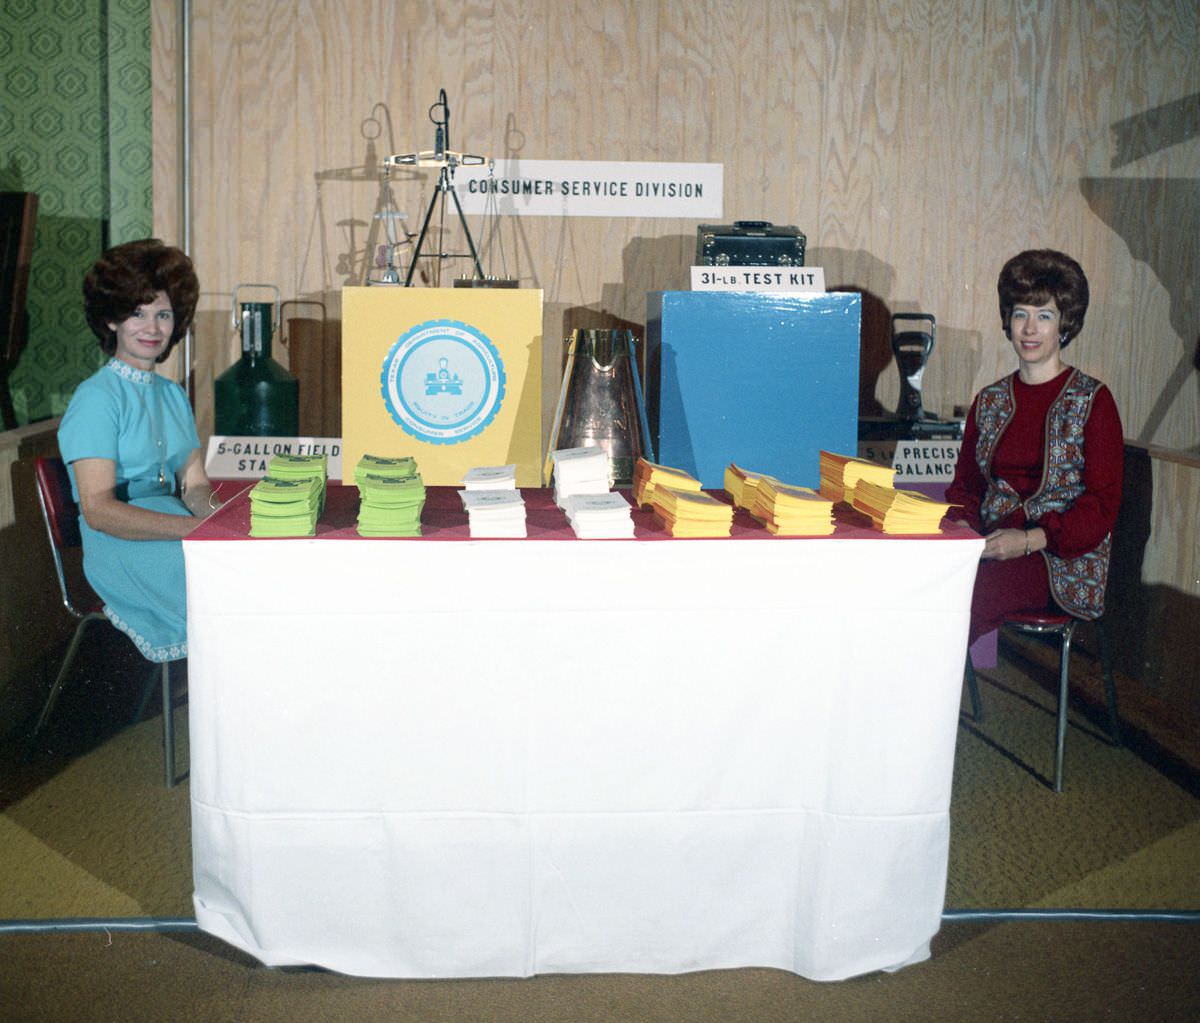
[58, 239, 219, 662]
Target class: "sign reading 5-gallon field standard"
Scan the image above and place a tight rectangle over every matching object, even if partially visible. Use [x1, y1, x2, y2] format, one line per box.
[380, 320, 506, 445]
[454, 160, 723, 218]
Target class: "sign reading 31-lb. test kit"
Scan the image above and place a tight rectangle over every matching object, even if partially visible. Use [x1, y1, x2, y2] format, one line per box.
[341, 287, 543, 486]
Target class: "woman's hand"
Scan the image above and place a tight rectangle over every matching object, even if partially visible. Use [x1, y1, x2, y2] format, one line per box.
[981, 526, 1046, 561]
[180, 449, 221, 517]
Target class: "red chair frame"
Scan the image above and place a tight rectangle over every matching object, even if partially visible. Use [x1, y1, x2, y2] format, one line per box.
[965, 610, 1121, 793]
[26, 455, 179, 788]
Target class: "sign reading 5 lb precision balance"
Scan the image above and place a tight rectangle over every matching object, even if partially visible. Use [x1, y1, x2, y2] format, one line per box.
[341, 287, 544, 486]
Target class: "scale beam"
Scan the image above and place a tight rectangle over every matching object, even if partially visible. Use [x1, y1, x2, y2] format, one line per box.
[381, 90, 487, 286]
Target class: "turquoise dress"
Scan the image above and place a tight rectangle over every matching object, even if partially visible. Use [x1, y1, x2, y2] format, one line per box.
[58, 358, 200, 662]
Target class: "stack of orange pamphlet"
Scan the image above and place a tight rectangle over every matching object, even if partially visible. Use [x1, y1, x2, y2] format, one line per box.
[723, 463, 767, 511]
[632, 458, 702, 508]
[751, 477, 835, 536]
[852, 478, 955, 534]
[650, 487, 734, 537]
[818, 450, 895, 503]
[725, 463, 834, 535]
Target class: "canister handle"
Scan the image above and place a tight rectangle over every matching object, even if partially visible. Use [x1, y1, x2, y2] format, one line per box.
[232, 284, 281, 332]
[280, 298, 327, 352]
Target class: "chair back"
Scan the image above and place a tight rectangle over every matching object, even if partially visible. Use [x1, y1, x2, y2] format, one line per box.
[33, 455, 94, 620]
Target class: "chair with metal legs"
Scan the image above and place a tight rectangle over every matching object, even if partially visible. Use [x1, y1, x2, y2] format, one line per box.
[964, 610, 1121, 793]
[25, 455, 179, 788]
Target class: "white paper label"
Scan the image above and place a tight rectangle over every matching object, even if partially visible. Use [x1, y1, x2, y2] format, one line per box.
[690, 266, 825, 293]
[892, 440, 962, 483]
[452, 160, 723, 218]
[206, 436, 343, 479]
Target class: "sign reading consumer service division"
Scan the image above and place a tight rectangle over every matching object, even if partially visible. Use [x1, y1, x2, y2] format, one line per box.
[454, 160, 723, 218]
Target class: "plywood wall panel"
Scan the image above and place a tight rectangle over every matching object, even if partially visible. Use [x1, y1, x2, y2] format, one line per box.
[153, 0, 1198, 454]
[292, 1, 332, 300]
[150, 1, 181, 247]
[886, 0, 977, 419]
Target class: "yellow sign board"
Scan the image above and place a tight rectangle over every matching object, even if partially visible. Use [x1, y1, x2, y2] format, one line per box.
[341, 287, 544, 486]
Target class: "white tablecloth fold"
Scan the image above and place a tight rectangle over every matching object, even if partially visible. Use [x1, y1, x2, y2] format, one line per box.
[186, 531, 982, 980]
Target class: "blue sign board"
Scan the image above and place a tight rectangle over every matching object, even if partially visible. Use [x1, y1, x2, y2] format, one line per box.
[645, 291, 861, 489]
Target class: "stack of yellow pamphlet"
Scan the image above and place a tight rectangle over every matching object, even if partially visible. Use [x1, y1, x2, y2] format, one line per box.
[633, 458, 702, 508]
[751, 478, 836, 536]
[354, 453, 425, 537]
[650, 487, 734, 538]
[723, 463, 766, 511]
[818, 450, 895, 503]
[852, 478, 954, 534]
[249, 474, 323, 537]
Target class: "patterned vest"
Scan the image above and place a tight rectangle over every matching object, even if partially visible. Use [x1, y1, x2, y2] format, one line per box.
[973, 368, 1110, 620]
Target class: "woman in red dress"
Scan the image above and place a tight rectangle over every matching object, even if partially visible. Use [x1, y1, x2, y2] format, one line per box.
[946, 250, 1124, 644]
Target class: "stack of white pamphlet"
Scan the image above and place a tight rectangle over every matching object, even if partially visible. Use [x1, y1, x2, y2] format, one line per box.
[563, 492, 636, 539]
[550, 446, 611, 508]
[462, 464, 518, 490]
[459, 488, 527, 538]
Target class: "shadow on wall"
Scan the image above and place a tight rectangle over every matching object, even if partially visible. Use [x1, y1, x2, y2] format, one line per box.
[309, 103, 427, 290]
[1080, 93, 1200, 448]
[1107, 444, 1200, 720]
[474, 113, 544, 289]
[813, 247, 985, 419]
[547, 233, 690, 412]
[832, 285, 892, 418]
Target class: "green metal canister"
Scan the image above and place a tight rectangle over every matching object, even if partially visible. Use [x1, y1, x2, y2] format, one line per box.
[214, 286, 299, 436]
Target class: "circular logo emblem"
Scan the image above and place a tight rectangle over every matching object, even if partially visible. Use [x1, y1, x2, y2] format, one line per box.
[379, 319, 506, 445]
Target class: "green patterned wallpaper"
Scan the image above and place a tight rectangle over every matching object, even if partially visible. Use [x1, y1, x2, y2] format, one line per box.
[0, 0, 152, 426]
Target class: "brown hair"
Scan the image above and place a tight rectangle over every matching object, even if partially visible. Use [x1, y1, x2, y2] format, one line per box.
[83, 239, 199, 361]
[997, 249, 1089, 347]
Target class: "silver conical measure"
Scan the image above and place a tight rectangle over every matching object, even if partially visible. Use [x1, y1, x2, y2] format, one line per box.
[546, 329, 652, 487]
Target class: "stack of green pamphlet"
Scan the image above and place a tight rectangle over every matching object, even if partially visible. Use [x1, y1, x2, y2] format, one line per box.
[355, 454, 425, 537]
[266, 453, 328, 513]
[354, 454, 417, 489]
[249, 475, 324, 537]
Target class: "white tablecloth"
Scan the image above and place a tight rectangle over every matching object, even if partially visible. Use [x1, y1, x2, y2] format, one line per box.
[184, 493, 982, 980]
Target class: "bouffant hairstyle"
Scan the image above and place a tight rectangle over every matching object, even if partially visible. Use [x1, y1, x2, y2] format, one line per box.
[997, 249, 1089, 348]
[83, 239, 199, 361]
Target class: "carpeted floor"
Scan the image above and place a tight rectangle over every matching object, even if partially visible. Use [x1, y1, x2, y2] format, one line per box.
[948, 650, 1200, 911]
[1, 636, 1198, 1020]
[3, 635, 1198, 919]
[2, 920, 1199, 1023]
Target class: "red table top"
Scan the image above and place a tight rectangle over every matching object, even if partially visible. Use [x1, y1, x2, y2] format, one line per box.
[192, 483, 978, 544]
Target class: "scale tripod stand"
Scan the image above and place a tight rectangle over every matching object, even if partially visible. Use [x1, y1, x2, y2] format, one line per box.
[383, 89, 487, 286]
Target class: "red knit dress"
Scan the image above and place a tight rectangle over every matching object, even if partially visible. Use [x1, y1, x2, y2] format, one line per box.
[946, 368, 1124, 643]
